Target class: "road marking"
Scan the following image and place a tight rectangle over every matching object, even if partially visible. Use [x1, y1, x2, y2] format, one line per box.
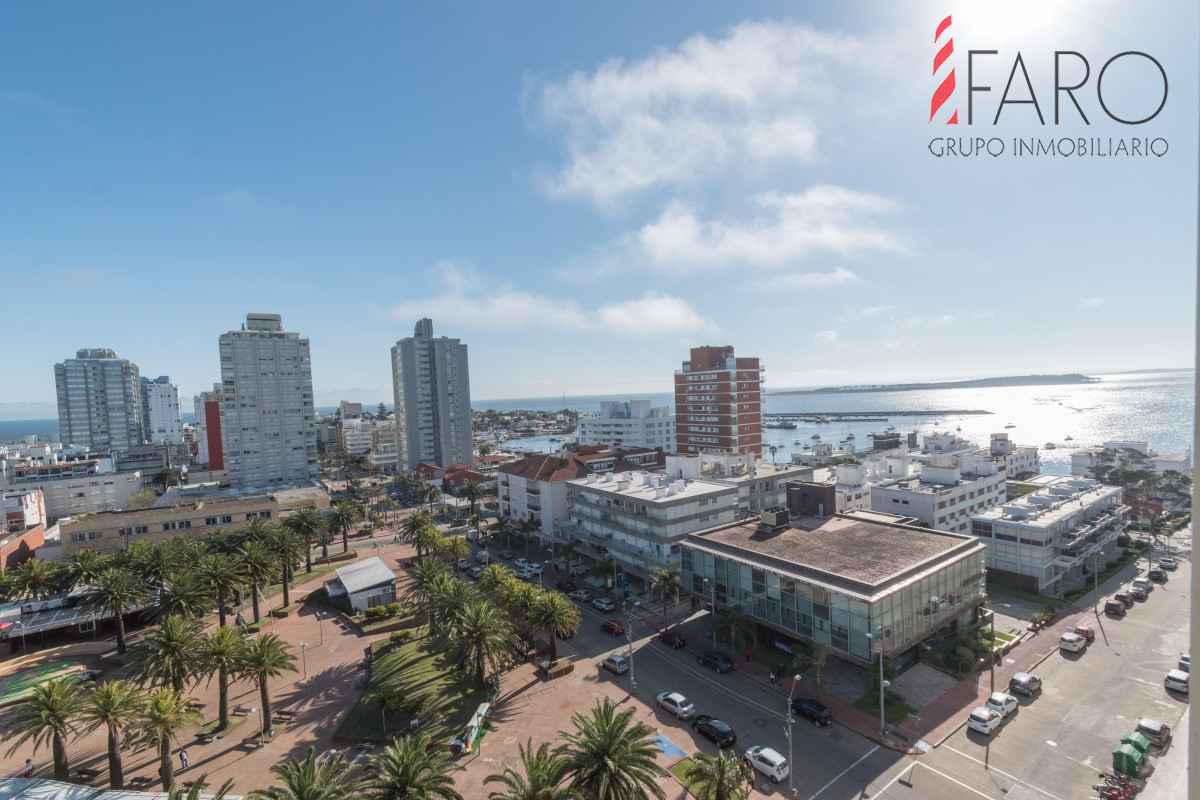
[941, 744, 1062, 799]
[806, 744, 877, 799]
[866, 760, 997, 800]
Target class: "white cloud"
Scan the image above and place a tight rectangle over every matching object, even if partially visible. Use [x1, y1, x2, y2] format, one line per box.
[386, 271, 711, 338]
[528, 20, 864, 205]
[1080, 296, 1105, 308]
[814, 330, 839, 344]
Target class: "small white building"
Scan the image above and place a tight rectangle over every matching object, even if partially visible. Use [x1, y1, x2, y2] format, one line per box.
[324, 556, 397, 613]
[577, 400, 676, 452]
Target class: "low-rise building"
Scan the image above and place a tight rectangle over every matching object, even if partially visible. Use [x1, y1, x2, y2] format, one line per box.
[324, 555, 397, 613]
[969, 476, 1126, 595]
[680, 509, 987, 666]
[1, 454, 144, 524]
[577, 399, 676, 452]
[870, 460, 1006, 535]
[664, 452, 811, 518]
[2, 487, 46, 568]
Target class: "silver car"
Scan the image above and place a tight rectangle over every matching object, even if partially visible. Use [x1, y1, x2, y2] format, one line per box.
[655, 691, 696, 719]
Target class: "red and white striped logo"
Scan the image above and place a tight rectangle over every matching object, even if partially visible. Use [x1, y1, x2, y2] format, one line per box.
[930, 15, 957, 124]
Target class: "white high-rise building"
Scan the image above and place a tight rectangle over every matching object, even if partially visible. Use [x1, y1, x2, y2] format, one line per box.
[54, 348, 144, 450]
[391, 318, 472, 470]
[141, 376, 184, 444]
[577, 399, 676, 452]
[219, 313, 317, 487]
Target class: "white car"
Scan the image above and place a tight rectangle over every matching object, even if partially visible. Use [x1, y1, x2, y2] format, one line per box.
[516, 568, 539, 581]
[592, 597, 616, 612]
[457, 558, 471, 570]
[525, 562, 543, 574]
[966, 707, 1003, 736]
[513, 558, 529, 569]
[743, 746, 790, 784]
[985, 691, 1018, 719]
[655, 691, 696, 720]
[566, 589, 590, 601]
[1059, 632, 1087, 653]
[1164, 669, 1189, 693]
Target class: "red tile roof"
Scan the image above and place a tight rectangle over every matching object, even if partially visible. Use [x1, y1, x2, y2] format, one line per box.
[498, 448, 666, 483]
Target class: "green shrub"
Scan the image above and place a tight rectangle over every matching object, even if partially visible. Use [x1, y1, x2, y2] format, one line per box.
[365, 605, 388, 620]
[389, 631, 412, 646]
[402, 693, 430, 716]
[381, 688, 407, 714]
[386, 602, 403, 616]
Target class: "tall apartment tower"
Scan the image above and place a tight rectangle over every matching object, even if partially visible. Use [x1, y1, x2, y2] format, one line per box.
[194, 383, 224, 470]
[54, 348, 144, 450]
[141, 376, 184, 444]
[219, 313, 317, 487]
[391, 318, 473, 471]
[674, 345, 763, 457]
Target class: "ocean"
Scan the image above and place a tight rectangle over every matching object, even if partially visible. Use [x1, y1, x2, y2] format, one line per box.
[4, 370, 1192, 477]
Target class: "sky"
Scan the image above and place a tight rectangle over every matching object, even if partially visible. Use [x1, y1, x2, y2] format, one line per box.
[1, 1, 1196, 420]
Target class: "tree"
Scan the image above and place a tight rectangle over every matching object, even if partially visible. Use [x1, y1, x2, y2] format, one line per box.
[361, 732, 464, 800]
[167, 775, 236, 800]
[249, 746, 360, 800]
[459, 481, 485, 517]
[807, 641, 830, 696]
[556, 697, 668, 800]
[128, 614, 204, 692]
[135, 688, 200, 791]
[64, 549, 111, 590]
[153, 571, 213, 622]
[152, 467, 178, 493]
[266, 526, 304, 608]
[476, 563, 516, 598]
[238, 539, 277, 624]
[557, 540, 579, 578]
[240, 633, 297, 740]
[442, 535, 472, 565]
[80, 567, 150, 654]
[414, 526, 446, 562]
[646, 567, 678, 611]
[11, 557, 61, 600]
[2, 677, 84, 781]
[418, 481, 443, 515]
[431, 579, 482, 643]
[447, 599, 514, 690]
[330, 500, 364, 554]
[683, 751, 751, 800]
[199, 626, 245, 732]
[713, 604, 756, 653]
[484, 738, 566, 800]
[79, 679, 145, 790]
[197, 552, 246, 628]
[402, 558, 451, 612]
[768, 444, 778, 464]
[530, 591, 580, 663]
[284, 508, 327, 574]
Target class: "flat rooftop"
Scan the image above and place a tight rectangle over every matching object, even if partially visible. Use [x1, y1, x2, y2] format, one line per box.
[687, 514, 981, 595]
[570, 472, 734, 503]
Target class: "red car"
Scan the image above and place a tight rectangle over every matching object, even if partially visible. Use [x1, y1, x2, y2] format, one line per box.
[601, 619, 625, 636]
[555, 580, 578, 593]
[659, 630, 686, 648]
[1073, 624, 1095, 642]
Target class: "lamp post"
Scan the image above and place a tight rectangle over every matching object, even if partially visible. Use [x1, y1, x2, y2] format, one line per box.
[867, 632, 888, 740]
[702, 578, 717, 651]
[787, 673, 801, 795]
[1091, 550, 1106, 616]
[317, 611, 325, 646]
[980, 606, 996, 693]
[299, 641, 308, 680]
[625, 621, 636, 694]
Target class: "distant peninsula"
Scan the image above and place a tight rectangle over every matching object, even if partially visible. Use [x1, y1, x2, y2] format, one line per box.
[771, 374, 1099, 396]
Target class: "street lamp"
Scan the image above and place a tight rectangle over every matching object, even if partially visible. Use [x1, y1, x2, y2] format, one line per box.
[866, 632, 888, 740]
[299, 641, 308, 679]
[625, 620, 637, 694]
[980, 605, 996, 693]
[787, 673, 801, 794]
[702, 578, 717, 651]
[1091, 550, 1107, 616]
[317, 611, 325, 646]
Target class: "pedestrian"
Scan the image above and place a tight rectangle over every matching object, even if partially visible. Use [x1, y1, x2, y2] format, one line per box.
[253, 677, 259, 689]
[23, 759, 33, 778]
[180, 749, 189, 769]
[745, 648, 751, 663]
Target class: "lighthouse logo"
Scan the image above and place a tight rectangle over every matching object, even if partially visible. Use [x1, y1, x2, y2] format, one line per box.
[930, 15, 957, 124]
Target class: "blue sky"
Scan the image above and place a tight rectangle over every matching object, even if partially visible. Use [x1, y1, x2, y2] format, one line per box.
[2, 1, 1195, 420]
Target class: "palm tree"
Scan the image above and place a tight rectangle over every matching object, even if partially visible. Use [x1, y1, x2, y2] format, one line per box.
[431, 579, 481, 642]
[330, 500, 364, 554]
[248, 746, 360, 800]
[530, 591, 580, 663]
[2, 677, 84, 780]
[267, 526, 304, 608]
[683, 751, 751, 800]
[484, 738, 566, 800]
[556, 697, 668, 800]
[167, 775, 236, 800]
[284, 508, 327, 574]
[126, 541, 176, 589]
[447, 599, 514, 690]
[459, 480, 484, 517]
[202, 527, 240, 556]
[518, 519, 539, 557]
[152, 467, 178, 493]
[418, 481, 442, 515]
[152, 571, 213, 622]
[768, 444, 778, 464]
[79, 680, 145, 790]
[361, 732, 464, 800]
[414, 526, 446, 562]
[500, 581, 540, 646]
[128, 614, 204, 692]
[64, 549, 112, 590]
[239, 539, 277, 624]
[646, 567, 679, 612]
[197, 553, 246, 628]
[402, 558, 451, 612]
[11, 557, 61, 600]
[241, 517, 275, 545]
[476, 563, 516, 598]
[135, 688, 201, 791]
[315, 528, 336, 561]
[557, 540, 579, 578]
[199, 626, 245, 732]
[240, 633, 297, 739]
[713, 604, 756, 653]
[79, 566, 150, 654]
[400, 510, 434, 549]
[442, 535, 471, 565]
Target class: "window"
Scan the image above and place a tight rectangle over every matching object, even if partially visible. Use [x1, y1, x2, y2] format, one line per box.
[204, 515, 234, 526]
[246, 511, 273, 520]
[162, 520, 192, 531]
[118, 525, 149, 536]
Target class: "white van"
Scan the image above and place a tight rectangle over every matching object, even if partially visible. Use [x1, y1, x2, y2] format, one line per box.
[601, 654, 629, 674]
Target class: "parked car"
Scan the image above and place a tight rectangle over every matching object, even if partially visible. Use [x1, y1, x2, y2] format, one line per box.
[468, 566, 483, 579]
[601, 653, 629, 674]
[513, 558, 529, 569]
[566, 588, 591, 602]
[691, 715, 738, 748]
[985, 691, 1019, 719]
[1164, 669, 1189, 693]
[1104, 599, 1125, 617]
[1158, 556, 1178, 570]
[966, 707, 1003, 736]
[555, 580, 577, 593]
[1114, 589, 1132, 606]
[1009, 672, 1042, 696]
[1072, 624, 1095, 642]
[743, 745, 790, 784]
[697, 650, 734, 673]
[457, 558, 471, 570]
[1059, 632, 1087, 653]
[1131, 577, 1153, 594]
[600, 619, 625, 636]
[1135, 717, 1171, 747]
[498, 550, 514, 560]
[592, 597, 617, 612]
[658, 630, 686, 649]
[790, 698, 832, 726]
[516, 569, 539, 582]
[655, 691, 697, 719]
[1179, 653, 1190, 672]
[1147, 568, 1167, 583]
[1127, 584, 1148, 601]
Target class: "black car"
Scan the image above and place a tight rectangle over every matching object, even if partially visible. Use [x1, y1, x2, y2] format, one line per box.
[1147, 568, 1167, 583]
[498, 550, 514, 560]
[692, 715, 737, 748]
[555, 580, 578, 593]
[791, 698, 832, 726]
[659, 630, 686, 649]
[697, 650, 734, 673]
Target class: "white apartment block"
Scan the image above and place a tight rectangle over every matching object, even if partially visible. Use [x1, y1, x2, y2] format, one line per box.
[0, 453, 143, 524]
[219, 313, 318, 488]
[559, 469, 738, 581]
[391, 318, 473, 470]
[340, 418, 375, 455]
[870, 458, 1006, 535]
[663, 452, 811, 517]
[1071, 440, 1193, 478]
[55, 348, 144, 451]
[339, 401, 364, 421]
[577, 400, 676, 452]
[970, 476, 1126, 594]
[141, 376, 184, 444]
